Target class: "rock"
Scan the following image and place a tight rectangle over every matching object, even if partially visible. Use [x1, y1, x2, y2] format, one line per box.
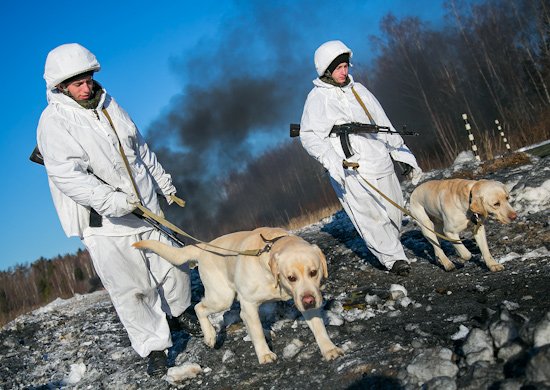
[406, 347, 458, 384]
[62, 362, 86, 385]
[364, 293, 381, 305]
[497, 342, 524, 361]
[451, 324, 470, 341]
[525, 344, 550, 385]
[165, 363, 202, 384]
[502, 301, 520, 311]
[283, 339, 304, 359]
[533, 311, 550, 347]
[397, 296, 412, 308]
[462, 328, 494, 365]
[389, 284, 407, 300]
[489, 320, 518, 349]
[423, 376, 457, 390]
[222, 350, 236, 364]
[325, 310, 344, 326]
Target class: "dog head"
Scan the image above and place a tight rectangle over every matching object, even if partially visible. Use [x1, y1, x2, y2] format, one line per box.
[469, 180, 517, 224]
[268, 237, 328, 312]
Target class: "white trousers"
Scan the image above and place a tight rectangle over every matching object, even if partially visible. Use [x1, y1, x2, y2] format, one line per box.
[83, 230, 191, 357]
[332, 171, 408, 270]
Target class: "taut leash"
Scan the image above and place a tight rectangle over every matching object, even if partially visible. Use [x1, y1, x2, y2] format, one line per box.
[350, 168, 465, 244]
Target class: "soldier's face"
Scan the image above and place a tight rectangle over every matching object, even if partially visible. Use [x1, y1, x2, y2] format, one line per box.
[331, 63, 348, 84]
[61, 75, 94, 101]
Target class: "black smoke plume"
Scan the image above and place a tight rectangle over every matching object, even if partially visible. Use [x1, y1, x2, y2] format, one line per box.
[145, 2, 343, 238]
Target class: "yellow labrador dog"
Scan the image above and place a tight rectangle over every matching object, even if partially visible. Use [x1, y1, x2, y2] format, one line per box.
[409, 179, 517, 272]
[133, 227, 343, 364]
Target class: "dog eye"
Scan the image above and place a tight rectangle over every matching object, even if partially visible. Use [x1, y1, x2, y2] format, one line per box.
[309, 270, 318, 278]
[288, 275, 297, 282]
[494, 202, 500, 207]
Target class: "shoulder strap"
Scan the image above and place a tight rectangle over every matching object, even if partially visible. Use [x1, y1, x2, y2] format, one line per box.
[102, 108, 142, 204]
[351, 86, 376, 125]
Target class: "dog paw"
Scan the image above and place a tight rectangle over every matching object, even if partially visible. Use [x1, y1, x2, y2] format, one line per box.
[322, 347, 344, 361]
[488, 263, 504, 272]
[441, 262, 456, 272]
[203, 333, 216, 348]
[258, 352, 277, 364]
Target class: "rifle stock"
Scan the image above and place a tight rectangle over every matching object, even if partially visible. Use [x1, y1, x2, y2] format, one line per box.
[29, 145, 44, 165]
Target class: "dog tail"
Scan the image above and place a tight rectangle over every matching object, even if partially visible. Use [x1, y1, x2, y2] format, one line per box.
[132, 240, 198, 266]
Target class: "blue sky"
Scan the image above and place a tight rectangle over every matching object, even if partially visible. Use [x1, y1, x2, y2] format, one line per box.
[0, 0, 446, 271]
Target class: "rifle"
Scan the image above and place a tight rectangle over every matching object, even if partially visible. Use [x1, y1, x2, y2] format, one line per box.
[289, 122, 419, 175]
[290, 121, 418, 155]
[29, 146, 185, 247]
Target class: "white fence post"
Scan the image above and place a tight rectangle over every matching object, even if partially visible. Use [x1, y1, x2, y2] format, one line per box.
[494, 119, 511, 153]
[462, 113, 481, 161]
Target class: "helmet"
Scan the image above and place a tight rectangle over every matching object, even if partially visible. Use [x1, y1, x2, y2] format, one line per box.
[314, 40, 353, 76]
[44, 43, 101, 90]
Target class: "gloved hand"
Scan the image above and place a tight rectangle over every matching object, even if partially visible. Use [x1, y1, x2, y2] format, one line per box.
[410, 168, 423, 186]
[343, 159, 359, 170]
[109, 191, 138, 217]
[167, 193, 186, 208]
[90, 184, 139, 218]
[395, 161, 413, 176]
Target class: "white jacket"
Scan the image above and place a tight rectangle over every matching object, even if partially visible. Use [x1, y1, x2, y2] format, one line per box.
[300, 75, 419, 182]
[37, 87, 176, 238]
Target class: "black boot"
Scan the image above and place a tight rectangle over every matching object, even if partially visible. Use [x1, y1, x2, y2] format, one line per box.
[390, 260, 410, 276]
[174, 306, 202, 336]
[147, 350, 167, 377]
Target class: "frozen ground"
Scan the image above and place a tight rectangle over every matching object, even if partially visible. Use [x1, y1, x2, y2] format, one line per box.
[1, 151, 549, 389]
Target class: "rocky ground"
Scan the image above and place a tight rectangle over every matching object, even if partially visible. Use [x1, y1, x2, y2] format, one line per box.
[1, 151, 549, 390]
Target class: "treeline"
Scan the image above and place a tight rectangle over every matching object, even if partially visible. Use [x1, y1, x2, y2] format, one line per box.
[0, 249, 100, 326]
[367, 0, 550, 168]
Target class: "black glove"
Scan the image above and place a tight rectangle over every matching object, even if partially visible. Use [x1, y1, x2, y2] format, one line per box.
[395, 161, 413, 176]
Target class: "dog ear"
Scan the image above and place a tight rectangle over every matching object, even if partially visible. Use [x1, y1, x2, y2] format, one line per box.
[314, 245, 328, 278]
[470, 184, 488, 219]
[269, 253, 279, 288]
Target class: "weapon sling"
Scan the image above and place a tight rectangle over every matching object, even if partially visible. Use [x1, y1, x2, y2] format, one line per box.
[333, 87, 384, 158]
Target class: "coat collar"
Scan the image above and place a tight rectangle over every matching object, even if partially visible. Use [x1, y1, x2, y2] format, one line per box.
[313, 74, 356, 89]
[46, 84, 107, 111]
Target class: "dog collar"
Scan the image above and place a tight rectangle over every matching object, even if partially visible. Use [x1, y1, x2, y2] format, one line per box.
[258, 234, 288, 255]
[468, 189, 483, 232]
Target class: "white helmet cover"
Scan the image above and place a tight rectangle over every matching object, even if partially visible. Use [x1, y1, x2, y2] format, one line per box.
[314, 40, 353, 76]
[44, 43, 101, 89]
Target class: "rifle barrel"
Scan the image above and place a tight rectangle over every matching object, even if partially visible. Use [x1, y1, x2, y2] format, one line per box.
[289, 123, 419, 138]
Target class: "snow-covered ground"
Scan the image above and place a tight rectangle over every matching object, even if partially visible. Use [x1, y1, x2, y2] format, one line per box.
[1, 151, 549, 389]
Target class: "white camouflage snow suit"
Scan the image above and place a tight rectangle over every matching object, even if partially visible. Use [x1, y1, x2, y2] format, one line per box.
[300, 40, 421, 270]
[37, 43, 191, 357]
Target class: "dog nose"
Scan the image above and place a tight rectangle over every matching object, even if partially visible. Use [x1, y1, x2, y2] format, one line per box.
[509, 211, 517, 220]
[302, 294, 316, 310]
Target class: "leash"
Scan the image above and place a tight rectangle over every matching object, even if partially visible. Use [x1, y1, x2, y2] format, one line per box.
[102, 108, 269, 257]
[133, 203, 267, 256]
[349, 167, 465, 244]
